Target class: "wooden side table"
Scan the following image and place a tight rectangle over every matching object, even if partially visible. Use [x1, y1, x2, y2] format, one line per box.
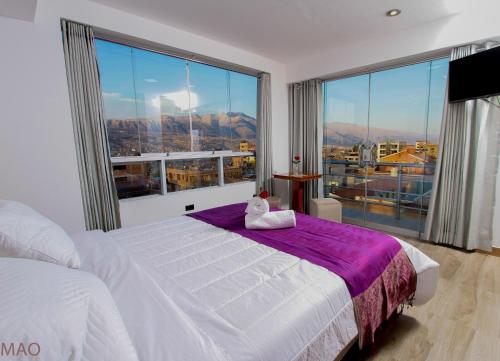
[273, 173, 322, 213]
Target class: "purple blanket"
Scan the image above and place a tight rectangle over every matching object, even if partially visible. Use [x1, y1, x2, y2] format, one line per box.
[188, 203, 417, 347]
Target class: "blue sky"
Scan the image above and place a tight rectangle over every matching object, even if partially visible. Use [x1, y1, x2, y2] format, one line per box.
[324, 58, 449, 138]
[95, 39, 257, 120]
[96, 39, 448, 140]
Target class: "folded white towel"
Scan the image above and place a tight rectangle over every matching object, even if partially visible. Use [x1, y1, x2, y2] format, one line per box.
[245, 197, 270, 216]
[245, 210, 296, 230]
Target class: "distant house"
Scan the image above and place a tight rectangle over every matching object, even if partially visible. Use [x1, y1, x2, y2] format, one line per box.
[239, 140, 256, 153]
[416, 141, 439, 158]
[378, 147, 429, 175]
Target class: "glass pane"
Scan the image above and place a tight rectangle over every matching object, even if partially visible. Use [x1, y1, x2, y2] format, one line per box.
[427, 58, 449, 146]
[322, 58, 448, 234]
[166, 158, 219, 192]
[228, 72, 257, 152]
[419, 58, 448, 228]
[131, 48, 190, 153]
[323, 75, 369, 222]
[367, 60, 449, 232]
[95, 40, 140, 156]
[368, 62, 431, 231]
[112, 162, 161, 199]
[188, 61, 229, 151]
[223, 156, 256, 184]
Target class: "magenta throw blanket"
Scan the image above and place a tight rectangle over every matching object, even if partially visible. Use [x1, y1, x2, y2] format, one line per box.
[188, 203, 416, 347]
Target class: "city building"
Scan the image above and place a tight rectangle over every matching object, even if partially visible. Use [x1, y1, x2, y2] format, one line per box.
[416, 141, 439, 158]
[377, 140, 407, 161]
[239, 140, 256, 153]
[167, 165, 218, 190]
[378, 147, 427, 174]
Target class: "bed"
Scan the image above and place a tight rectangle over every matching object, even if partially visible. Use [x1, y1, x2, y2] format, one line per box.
[71, 204, 439, 361]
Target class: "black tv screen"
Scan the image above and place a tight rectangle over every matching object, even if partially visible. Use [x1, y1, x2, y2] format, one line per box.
[448, 45, 500, 103]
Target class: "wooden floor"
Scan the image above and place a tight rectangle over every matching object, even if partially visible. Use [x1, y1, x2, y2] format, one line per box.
[343, 239, 500, 361]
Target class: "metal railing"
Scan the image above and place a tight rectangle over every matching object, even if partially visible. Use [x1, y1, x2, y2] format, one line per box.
[323, 159, 436, 222]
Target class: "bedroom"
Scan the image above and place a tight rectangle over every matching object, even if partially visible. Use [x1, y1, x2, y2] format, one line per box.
[0, 0, 499, 360]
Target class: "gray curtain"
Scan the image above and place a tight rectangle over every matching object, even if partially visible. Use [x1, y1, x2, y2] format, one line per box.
[256, 73, 274, 195]
[61, 19, 121, 231]
[288, 79, 323, 213]
[424, 45, 500, 250]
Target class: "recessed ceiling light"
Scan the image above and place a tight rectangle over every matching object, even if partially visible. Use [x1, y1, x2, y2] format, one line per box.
[386, 9, 401, 17]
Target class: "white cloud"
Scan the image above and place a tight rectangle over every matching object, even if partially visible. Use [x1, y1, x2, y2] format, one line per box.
[102, 92, 121, 98]
[144, 78, 159, 83]
[102, 92, 136, 103]
[151, 90, 198, 111]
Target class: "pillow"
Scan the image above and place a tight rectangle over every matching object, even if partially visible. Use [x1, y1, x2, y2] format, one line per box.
[0, 258, 139, 361]
[0, 200, 80, 268]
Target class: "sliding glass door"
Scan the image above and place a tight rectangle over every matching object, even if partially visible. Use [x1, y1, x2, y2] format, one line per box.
[323, 58, 448, 236]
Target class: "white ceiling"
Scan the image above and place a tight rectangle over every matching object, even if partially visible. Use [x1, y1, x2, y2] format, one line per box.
[0, 0, 38, 22]
[91, 0, 464, 61]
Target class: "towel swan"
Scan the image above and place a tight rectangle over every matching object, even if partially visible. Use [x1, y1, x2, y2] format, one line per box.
[245, 196, 296, 229]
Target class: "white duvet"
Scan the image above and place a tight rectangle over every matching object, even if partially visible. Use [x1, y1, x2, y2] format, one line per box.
[0, 258, 138, 361]
[73, 216, 439, 361]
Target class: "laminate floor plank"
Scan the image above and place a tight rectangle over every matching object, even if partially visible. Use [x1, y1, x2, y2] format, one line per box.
[342, 239, 500, 361]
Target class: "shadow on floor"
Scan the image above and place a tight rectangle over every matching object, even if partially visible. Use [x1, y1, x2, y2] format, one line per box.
[342, 314, 422, 360]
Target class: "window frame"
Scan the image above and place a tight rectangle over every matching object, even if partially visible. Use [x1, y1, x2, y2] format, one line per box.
[95, 37, 259, 199]
[321, 55, 449, 236]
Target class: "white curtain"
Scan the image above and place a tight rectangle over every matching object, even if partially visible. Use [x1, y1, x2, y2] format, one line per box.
[61, 20, 121, 231]
[425, 45, 500, 250]
[256, 73, 274, 195]
[288, 79, 323, 213]
[467, 98, 500, 250]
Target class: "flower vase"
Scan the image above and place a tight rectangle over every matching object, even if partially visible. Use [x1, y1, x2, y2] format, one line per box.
[293, 163, 301, 175]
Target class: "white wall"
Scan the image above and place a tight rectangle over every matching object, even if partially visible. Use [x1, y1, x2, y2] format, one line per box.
[119, 182, 255, 227]
[287, 5, 500, 82]
[0, 0, 289, 231]
[0, 16, 86, 232]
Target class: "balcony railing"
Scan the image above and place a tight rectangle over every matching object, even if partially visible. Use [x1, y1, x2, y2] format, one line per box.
[111, 151, 256, 199]
[323, 159, 436, 231]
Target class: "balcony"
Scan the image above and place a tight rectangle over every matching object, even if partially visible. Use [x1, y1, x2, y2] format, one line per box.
[323, 159, 436, 233]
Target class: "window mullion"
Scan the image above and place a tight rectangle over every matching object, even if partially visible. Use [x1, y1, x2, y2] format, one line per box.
[186, 60, 194, 152]
[218, 156, 225, 187]
[160, 160, 167, 195]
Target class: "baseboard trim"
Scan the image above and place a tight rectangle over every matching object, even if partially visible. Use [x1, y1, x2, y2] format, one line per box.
[477, 247, 500, 257]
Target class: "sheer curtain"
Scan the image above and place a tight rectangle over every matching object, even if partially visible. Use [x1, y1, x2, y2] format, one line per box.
[61, 19, 121, 231]
[425, 45, 500, 250]
[288, 79, 323, 213]
[256, 73, 274, 195]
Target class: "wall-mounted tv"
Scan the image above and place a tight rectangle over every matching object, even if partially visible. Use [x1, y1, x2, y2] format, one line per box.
[448, 45, 500, 103]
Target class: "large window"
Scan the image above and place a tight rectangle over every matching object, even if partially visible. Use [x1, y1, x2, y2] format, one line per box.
[323, 58, 449, 234]
[95, 39, 258, 198]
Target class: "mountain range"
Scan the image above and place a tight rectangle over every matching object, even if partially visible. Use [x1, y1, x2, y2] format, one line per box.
[108, 112, 256, 139]
[324, 121, 439, 147]
[107, 112, 257, 155]
[107, 115, 439, 156]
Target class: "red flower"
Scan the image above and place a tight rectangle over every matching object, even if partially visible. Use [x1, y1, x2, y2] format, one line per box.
[294, 155, 301, 161]
[259, 190, 269, 199]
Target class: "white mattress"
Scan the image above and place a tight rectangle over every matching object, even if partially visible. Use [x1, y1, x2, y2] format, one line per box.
[73, 216, 439, 361]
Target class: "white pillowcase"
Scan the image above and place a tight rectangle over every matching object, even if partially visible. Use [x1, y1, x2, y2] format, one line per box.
[0, 258, 139, 361]
[0, 200, 81, 268]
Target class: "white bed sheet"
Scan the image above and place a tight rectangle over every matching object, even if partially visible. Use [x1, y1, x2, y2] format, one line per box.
[73, 216, 438, 361]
